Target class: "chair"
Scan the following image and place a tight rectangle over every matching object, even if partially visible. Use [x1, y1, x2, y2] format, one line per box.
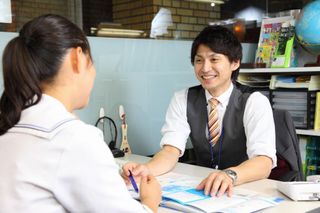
[269, 109, 304, 181]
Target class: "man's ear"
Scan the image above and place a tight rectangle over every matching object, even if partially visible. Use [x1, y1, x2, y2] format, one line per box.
[231, 59, 240, 71]
[70, 47, 84, 73]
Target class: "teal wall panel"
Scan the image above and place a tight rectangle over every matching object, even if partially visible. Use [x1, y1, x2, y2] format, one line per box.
[0, 32, 256, 155]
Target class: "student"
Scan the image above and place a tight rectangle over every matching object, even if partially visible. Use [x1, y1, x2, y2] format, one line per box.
[123, 26, 276, 197]
[0, 14, 161, 213]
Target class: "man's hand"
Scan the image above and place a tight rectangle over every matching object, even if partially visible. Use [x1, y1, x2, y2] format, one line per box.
[196, 171, 234, 197]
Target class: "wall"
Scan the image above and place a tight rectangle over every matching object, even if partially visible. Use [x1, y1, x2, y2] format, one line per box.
[112, 0, 220, 39]
[0, 32, 256, 156]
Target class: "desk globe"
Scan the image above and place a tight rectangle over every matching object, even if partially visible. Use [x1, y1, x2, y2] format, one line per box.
[295, 0, 320, 65]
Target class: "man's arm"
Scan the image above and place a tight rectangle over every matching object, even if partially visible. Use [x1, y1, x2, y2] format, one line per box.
[196, 155, 273, 197]
[122, 145, 180, 180]
[123, 90, 188, 178]
[228, 155, 273, 185]
[146, 145, 180, 176]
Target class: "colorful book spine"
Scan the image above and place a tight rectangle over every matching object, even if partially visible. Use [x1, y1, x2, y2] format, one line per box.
[305, 136, 320, 177]
[313, 92, 320, 130]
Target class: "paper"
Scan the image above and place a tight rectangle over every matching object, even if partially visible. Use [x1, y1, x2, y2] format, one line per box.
[156, 172, 284, 213]
[0, 0, 12, 23]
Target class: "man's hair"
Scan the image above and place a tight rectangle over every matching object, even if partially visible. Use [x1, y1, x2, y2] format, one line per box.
[190, 25, 242, 81]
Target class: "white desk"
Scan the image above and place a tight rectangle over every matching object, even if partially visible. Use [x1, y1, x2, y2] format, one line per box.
[117, 154, 320, 213]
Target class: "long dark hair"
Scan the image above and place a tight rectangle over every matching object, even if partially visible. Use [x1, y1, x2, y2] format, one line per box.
[190, 25, 242, 81]
[0, 14, 91, 135]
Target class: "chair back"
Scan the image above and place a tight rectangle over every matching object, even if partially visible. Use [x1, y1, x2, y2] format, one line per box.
[269, 109, 304, 181]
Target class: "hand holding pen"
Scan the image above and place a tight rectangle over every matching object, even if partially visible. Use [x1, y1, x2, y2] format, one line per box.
[122, 164, 162, 212]
[128, 170, 139, 193]
[121, 162, 151, 185]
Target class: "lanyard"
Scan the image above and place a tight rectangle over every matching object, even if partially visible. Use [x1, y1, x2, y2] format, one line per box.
[208, 127, 224, 170]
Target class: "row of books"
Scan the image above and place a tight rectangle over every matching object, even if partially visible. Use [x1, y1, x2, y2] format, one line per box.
[239, 75, 320, 91]
[303, 136, 320, 177]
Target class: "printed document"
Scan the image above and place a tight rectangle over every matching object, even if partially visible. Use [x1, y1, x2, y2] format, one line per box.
[129, 172, 284, 213]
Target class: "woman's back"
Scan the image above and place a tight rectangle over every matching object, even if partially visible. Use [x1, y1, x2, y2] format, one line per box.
[0, 95, 150, 212]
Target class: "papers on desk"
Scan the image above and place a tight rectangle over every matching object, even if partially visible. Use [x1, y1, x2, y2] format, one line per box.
[157, 172, 284, 213]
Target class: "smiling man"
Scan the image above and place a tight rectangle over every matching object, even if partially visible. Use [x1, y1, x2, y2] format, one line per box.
[123, 26, 276, 197]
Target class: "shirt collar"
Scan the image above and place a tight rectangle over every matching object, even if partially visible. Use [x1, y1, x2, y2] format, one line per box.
[205, 83, 233, 108]
[8, 94, 77, 139]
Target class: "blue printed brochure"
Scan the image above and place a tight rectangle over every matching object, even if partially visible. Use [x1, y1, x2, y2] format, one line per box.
[156, 172, 284, 213]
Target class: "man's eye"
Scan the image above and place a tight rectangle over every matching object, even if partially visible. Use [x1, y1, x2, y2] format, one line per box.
[195, 58, 202, 63]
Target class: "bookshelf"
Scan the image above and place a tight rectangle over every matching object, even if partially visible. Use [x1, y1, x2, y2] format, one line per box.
[241, 66, 320, 74]
[296, 129, 320, 136]
[239, 66, 320, 136]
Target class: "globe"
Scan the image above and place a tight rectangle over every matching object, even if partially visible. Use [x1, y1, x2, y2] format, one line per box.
[295, 0, 320, 55]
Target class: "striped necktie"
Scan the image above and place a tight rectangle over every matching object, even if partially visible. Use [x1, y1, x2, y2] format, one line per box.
[208, 98, 220, 146]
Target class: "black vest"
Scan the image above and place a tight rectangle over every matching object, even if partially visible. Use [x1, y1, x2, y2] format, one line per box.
[186, 83, 252, 169]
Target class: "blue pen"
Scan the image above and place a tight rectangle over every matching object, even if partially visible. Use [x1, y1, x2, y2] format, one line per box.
[129, 170, 139, 193]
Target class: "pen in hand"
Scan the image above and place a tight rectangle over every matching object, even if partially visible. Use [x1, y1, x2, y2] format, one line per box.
[129, 170, 139, 193]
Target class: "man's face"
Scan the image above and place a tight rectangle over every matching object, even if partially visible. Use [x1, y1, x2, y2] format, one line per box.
[193, 44, 239, 97]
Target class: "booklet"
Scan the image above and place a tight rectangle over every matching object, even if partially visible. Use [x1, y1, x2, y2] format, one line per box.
[129, 172, 284, 213]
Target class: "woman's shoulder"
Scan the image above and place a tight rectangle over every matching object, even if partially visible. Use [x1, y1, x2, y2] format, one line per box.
[61, 119, 103, 140]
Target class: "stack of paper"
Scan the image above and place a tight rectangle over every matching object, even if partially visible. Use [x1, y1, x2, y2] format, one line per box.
[130, 172, 284, 213]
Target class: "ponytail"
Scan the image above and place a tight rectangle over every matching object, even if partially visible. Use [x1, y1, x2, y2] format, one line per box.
[0, 14, 91, 135]
[0, 37, 42, 135]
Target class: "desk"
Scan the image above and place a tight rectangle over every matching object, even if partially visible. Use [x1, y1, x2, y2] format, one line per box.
[117, 154, 320, 213]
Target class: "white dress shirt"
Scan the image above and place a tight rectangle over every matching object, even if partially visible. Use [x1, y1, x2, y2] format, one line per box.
[160, 84, 277, 168]
[0, 95, 152, 213]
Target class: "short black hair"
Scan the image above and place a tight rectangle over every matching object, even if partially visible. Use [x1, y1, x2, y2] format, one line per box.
[190, 25, 242, 81]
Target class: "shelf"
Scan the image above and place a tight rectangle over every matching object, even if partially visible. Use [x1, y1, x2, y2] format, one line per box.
[240, 67, 320, 74]
[296, 129, 320, 137]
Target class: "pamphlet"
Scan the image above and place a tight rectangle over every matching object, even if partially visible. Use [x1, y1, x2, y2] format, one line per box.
[255, 16, 296, 68]
[129, 172, 284, 213]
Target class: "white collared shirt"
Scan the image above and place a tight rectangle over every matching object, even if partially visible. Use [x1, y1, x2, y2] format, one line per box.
[0, 94, 152, 213]
[160, 84, 277, 168]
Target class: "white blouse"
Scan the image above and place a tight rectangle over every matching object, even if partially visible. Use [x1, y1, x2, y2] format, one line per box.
[0, 94, 152, 213]
[160, 84, 277, 168]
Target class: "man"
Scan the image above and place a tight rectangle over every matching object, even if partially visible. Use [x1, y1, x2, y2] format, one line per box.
[123, 26, 276, 197]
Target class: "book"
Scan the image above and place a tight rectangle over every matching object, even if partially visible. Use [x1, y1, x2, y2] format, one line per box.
[271, 20, 296, 68]
[255, 16, 296, 68]
[314, 92, 320, 130]
[129, 172, 284, 213]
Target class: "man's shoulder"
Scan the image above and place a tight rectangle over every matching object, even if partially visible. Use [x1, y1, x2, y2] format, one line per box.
[188, 85, 203, 91]
[248, 91, 270, 104]
[234, 82, 255, 94]
[187, 85, 204, 97]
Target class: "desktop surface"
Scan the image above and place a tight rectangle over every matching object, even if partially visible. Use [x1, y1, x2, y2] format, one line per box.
[117, 154, 320, 213]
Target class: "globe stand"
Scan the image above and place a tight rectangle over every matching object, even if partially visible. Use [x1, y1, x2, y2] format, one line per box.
[304, 55, 320, 67]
